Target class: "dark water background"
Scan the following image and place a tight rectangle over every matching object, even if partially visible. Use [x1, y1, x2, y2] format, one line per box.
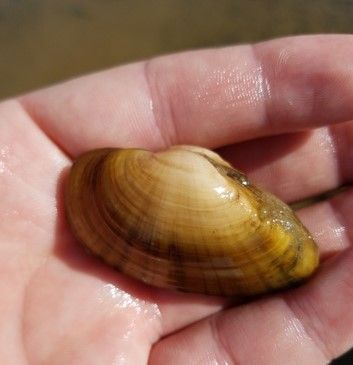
[1, 1, 352, 363]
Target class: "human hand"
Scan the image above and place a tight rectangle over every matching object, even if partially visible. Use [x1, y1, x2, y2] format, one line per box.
[1, 34, 353, 364]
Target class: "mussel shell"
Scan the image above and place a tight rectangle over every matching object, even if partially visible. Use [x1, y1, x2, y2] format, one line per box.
[65, 146, 319, 296]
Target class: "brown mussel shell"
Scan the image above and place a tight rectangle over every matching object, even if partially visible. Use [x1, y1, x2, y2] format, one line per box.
[65, 145, 319, 296]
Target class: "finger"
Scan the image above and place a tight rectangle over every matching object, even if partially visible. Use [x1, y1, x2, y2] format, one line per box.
[20, 34, 353, 157]
[218, 121, 353, 202]
[149, 298, 328, 365]
[150, 189, 353, 364]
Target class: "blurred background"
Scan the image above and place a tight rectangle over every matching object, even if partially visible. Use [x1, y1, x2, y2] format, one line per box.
[0, 0, 352, 363]
[2, 0, 353, 99]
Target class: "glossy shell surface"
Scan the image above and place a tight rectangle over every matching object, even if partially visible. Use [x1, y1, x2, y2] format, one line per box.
[65, 145, 319, 296]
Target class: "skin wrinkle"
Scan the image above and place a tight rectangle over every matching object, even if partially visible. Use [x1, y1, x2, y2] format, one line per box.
[274, 46, 292, 78]
[150, 46, 269, 149]
[16, 212, 60, 365]
[279, 298, 329, 365]
[185, 46, 269, 146]
[21, 259, 51, 365]
[1, 189, 56, 249]
[0, 145, 12, 176]
[329, 189, 353, 243]
[143, 59, 178, 149]
[328, 122, 353, 183]
[294, 127, 340, 199]
[305, 204, 347, 257]
[142, 60, 170, 149]
[252, 38, 353, 135]
[284, 295, 331, 363]
[17, 98, 72, 161]
[250, 44, 272, 134]
[261, 41, 313, 130]
[21, 272, 33, 365]
[213, 295, 331, 365]
[209, 315, 239, 365]
[327, 126, 340, 177]
[0, 121, 61, 241]
[0, 98, 67, 183]
[188, 297, 328, 365]
[1, 172, 54, 236]
[252, 42, 287, 135]
[315, 128, 339, 185]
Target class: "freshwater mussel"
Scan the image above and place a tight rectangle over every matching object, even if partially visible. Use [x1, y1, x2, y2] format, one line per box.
[65, 145, 319, 296]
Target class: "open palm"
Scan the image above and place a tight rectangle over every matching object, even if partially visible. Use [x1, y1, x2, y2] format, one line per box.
[1, 35, 353, 365]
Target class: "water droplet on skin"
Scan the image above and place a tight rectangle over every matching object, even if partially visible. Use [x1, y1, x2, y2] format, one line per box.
[0, 146, 10, 174]
[98, 283, 161, 319]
